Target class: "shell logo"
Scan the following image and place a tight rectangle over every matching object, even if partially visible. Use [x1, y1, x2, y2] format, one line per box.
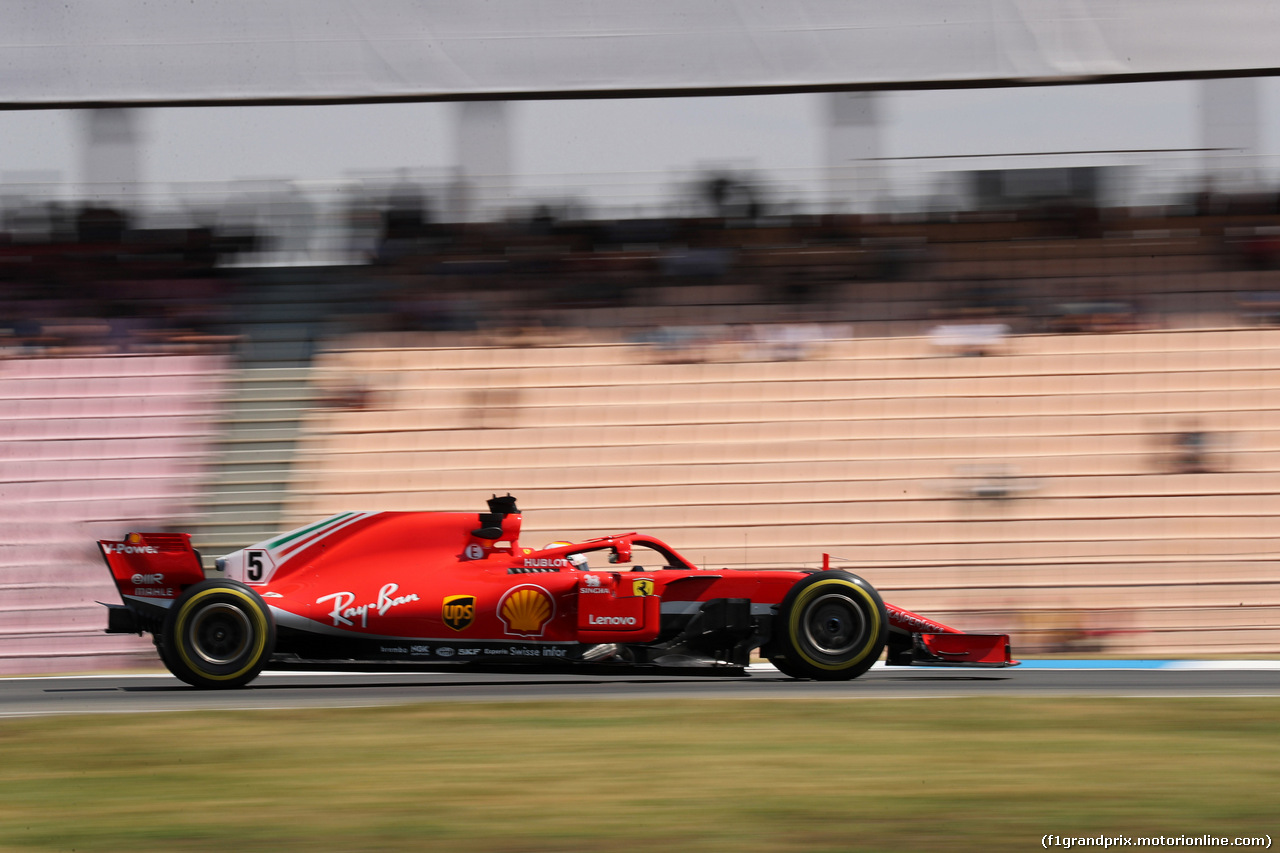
[497, 584, 555, 637]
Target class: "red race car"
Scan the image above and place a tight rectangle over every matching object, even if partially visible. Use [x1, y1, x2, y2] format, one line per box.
[99, 495, 1016, 688]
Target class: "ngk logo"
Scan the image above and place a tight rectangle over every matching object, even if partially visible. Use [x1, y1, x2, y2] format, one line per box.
[131, 573, 165, 585]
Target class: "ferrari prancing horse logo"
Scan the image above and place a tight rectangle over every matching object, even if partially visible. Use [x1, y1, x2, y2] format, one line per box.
[632, 579, 654, 597]
[442, 595, 476, 631]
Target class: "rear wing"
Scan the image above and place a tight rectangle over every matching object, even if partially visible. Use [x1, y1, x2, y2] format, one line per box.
[99, 532, 207, 605]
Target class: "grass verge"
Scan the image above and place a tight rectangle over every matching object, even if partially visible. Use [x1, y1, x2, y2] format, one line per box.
[1, 698, 1278, 852]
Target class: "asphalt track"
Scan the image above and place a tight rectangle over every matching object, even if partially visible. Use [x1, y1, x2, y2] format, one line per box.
[3, 661, 1279, 717]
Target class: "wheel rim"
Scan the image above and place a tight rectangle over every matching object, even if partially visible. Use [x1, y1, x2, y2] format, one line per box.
[799, 593, 866, 659]
[186, 602, 252, 666]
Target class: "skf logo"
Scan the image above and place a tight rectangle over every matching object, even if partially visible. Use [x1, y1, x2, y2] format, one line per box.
[498, 584, 555, 637]
[442, 595, 476, 632]
[632, 579, 655, 597]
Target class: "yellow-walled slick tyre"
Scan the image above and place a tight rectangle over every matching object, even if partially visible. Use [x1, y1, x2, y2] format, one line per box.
[767, 572, 887, 680]
[160, 580, 276, 689]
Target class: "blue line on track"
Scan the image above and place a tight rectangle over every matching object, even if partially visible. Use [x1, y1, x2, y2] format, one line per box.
[1015, 660, 1177, 670]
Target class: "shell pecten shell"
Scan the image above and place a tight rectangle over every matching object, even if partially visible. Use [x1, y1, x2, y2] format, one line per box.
[499, 585, 554, 636]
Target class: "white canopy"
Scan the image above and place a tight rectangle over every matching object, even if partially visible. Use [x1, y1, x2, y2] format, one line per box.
[3, 1, 1278, 107]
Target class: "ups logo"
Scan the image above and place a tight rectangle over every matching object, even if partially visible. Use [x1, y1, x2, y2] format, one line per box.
[442, 595, 476, 632]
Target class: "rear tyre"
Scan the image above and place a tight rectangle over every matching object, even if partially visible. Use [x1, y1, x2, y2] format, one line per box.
[767, 572, 887, 681]
[161, 580, 276, 689]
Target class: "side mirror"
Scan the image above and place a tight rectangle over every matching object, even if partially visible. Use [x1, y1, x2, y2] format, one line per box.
[608, 543, 632, 563]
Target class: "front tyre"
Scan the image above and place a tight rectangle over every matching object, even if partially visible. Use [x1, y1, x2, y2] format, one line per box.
[161, 580, 276, 689]
[767, 572, 887, 680]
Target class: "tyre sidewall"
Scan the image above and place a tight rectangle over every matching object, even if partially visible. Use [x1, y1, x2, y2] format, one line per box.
[161, 580, 276, 689]
[771, 572, 887, 680]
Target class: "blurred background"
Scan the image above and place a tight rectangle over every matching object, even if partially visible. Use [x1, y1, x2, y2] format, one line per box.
[4, 2, 1280, 673]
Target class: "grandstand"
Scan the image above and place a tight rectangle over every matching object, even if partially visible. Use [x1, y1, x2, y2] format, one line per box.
[4, 201, 1280, 672]
[0, 354, 227, 673]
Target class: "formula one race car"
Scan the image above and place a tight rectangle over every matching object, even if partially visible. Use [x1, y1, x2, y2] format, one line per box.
[99, 495, 1017, 688]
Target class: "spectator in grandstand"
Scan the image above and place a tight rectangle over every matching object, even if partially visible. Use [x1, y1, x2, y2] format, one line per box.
[755, 322, 823, 361]
[1044, 300, 1140, 334]
[632, 324, 712, 363]
[1167, 420, 1213, 474]
[319, 381, 373, 411]
[1238, 292, 1280, 326]
[929, 321, 1010, 357]
[4, 317, 47, 353]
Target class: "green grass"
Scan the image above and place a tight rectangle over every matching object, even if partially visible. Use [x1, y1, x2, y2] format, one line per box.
[1, 699, 1278, 852]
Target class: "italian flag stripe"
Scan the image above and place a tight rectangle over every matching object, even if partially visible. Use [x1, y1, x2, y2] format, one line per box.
[267, 512, 356, 550]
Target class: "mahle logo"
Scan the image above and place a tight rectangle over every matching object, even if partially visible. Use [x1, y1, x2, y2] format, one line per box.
[442, 595, 476, 632]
